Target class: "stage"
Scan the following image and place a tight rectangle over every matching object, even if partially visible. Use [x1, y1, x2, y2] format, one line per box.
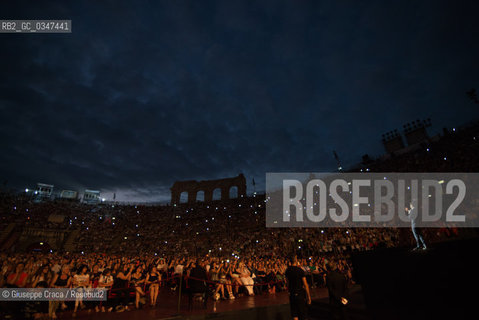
[351, 237, 479, 320]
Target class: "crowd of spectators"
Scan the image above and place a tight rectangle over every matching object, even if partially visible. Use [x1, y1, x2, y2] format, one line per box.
[1, 122, 478, 318]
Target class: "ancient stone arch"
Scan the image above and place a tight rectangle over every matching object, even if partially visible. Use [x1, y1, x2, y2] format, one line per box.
[171, 174, 247, 205]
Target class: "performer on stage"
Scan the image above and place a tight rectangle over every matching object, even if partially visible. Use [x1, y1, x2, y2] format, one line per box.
[405, 200, 427, 250]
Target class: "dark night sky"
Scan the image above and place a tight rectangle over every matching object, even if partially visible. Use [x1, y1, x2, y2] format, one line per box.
[1, 0, 478, 202]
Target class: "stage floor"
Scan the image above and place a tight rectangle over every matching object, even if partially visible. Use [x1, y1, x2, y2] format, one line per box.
[53, 287, 330, 320]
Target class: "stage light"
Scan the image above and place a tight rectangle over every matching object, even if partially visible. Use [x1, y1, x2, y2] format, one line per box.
[25, 188, 29, 192]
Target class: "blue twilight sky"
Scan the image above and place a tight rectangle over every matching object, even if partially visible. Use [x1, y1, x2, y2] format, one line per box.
[0, 0, 478, 202]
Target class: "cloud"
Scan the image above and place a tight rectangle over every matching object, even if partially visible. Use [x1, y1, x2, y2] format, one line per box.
[1, 0, 479, 201]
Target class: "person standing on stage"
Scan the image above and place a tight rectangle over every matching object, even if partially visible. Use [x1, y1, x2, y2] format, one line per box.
[405, 200, 427, 250]
[285, 256, 311, 320]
